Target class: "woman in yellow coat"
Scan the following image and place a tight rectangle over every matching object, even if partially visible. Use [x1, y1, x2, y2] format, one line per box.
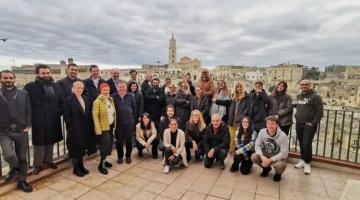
[92, 83, 116, 175]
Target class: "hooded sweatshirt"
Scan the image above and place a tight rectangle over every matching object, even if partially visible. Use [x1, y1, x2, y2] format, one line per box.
[295, 89, 323, 125]
[255, 127, 288, 162]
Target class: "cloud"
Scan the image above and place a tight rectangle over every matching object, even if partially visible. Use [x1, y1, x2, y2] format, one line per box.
[0, 0, 360, 70]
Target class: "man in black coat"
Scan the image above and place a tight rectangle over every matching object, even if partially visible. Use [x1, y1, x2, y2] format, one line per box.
[106, 68, 120, 95]
[24, 64, 63, 175]
[83, 65, 106, 103]
[57, 63, 82, 98]
[249, 81, 271, 132]
[113, 81, 136, 164]
[143, 78, 165, 129]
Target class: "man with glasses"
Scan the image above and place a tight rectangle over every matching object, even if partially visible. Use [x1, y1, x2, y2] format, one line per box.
[294, 79, 323, 175]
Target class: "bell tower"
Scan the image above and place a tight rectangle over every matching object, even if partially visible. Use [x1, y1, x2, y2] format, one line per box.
[168, 33, 177, 68]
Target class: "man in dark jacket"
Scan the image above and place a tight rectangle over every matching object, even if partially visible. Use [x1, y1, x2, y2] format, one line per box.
[249, 81, 271, 132]
[203, 114, 230, 169]
[113, 81, 136, 164]
[143, 78, 165, 129]
[106, 68, 120, 95]
[294, 79, 323, 175]
[83, 65, 106, 103]
[0, 70, 33, 192]
[57, 63, 82, 98]
[24, 64, 63, 175]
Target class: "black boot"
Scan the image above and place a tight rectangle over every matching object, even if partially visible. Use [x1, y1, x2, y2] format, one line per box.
[98, 160, 108, 175]
[5, 168, 18, 182]
[73, 164, 85, 177]
[17, 181, 33, 193]
[230, 163, 239, 172]
[45, 162, 58, 169]
[104, 161, 112, 168]
[273, 173, 282, 182]
[260, 166, 272, 177]
[78, 159, 89, 175]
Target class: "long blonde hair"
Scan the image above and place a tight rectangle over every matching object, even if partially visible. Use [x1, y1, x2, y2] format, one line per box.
[179, 81, 191, 95]
[189, 110, 206, 131]
[215, 79, 230, 97]
[232, 81, 246, 101]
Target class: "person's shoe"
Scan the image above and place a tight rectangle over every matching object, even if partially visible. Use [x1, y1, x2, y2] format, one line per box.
[73, 166, 85, 177]
[163, 165, 170, 174]
[117, 158, 123, 164]
[32, 166, 42, 175]
[229, 164, 239, 172]
[152, 154, 158, 159]
[126, 157, 132, 164]
[138, 150, 143, 158]
[304, 163, 311, 175]
[260, 166, 271, 177]
[5, 168, 18, 182]
[273, 173, 282, 182]
[295, 160, 305, 169]
[78, 163, 89, 175]
[98, 165, 108, 175]
[17, 181, 33, 193]
[104, 161, 112, 168]
[45, 162, 58, 169]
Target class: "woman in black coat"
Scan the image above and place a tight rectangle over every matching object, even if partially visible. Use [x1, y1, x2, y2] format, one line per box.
[64, 81, 94, 177]
[190, 87, 210, 125]
[173, 81, 192, 130]
[128, 81, 144, 123]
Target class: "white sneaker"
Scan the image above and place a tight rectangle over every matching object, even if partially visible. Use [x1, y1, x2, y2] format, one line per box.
[304, 163, 311, 175]
[163, 165, 170, 174]
[294, 160, 305, 169]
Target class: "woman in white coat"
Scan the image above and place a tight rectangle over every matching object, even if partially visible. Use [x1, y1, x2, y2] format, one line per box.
[163, 118, 188, 173]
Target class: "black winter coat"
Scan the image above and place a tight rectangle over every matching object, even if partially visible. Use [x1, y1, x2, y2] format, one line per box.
[190, 96, 210, 124]
[24, 79, 63, 146]
[203, 123, 230, 153]
[106, 78, 118, 96]
[269, 93, 293, 126]
[143, 86, 165, 121]
[63, 95, 96, 158]
[249, 89, 271, 130]
[83, 77, 106, 103]
[173, 91, 192, 130]
[227, 93, 250, 125]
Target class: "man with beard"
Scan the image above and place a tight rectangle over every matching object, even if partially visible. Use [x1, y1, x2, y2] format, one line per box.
[24, 64, 64, 175]
[57, 63, 82, 98]
[83, 65, 106, 103]
[0, 70, 33, 192]
[143, 78, 165, 129]
[106, 68, 121, 95]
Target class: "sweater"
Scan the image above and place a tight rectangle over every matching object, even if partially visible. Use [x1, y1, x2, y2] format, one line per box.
[295, 89, 324, 125]
[254, 128, 288, 162]
[136, 122, 157, 146]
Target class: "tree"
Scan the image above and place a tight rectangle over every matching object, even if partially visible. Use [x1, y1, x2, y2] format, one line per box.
[302, 67, 320, 80]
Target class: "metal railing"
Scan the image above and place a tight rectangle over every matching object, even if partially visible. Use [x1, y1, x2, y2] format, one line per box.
[0, 108, 359, 182]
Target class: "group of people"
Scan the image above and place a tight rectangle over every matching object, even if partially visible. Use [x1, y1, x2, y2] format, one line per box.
[0, 63, 323, 193]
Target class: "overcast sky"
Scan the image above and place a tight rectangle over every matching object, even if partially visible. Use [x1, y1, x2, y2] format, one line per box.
[1, 0, 360, 70]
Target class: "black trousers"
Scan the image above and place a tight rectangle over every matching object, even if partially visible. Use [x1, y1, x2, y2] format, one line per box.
[116, 123, 133, 159]
[232, 151, 253, 175]
[296, 123, 317, 163]
[185, 140, 204, 161]
[164, 147, 182, 166]
[99, 128, 113, 159]
[0, 131, 28, 182]
[280, 125, 291, 135]
[136, 138, 159, 156]
[204, 148, 228, 168]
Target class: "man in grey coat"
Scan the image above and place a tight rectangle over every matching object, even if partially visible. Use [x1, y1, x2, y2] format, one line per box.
[0, 70, 33, 192]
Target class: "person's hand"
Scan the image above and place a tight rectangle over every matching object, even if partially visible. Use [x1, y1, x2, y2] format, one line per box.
[192, 142, 198, 151]
[23, 128, 30, 133]
[305, 123, 313, 127]
[144, 143, 150, 149]
[207, 148, 214, 158]
[168, 155, 175, 161]
[261, 158, 272, 167]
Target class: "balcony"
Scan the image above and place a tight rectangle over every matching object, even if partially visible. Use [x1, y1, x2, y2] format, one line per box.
[0, 108, 359, 199]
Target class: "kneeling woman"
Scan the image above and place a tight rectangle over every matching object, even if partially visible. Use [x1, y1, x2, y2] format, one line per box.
[64, 81, 95, 177]
[163, 119, 188, 173]
[185, 110, 206, 161]
[230, 117, 257, 174]
[136, 113, 159, 159]
[92, 83, 116, 175]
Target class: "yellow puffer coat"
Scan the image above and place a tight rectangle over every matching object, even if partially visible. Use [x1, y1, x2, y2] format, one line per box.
[92, 95, 116, 135]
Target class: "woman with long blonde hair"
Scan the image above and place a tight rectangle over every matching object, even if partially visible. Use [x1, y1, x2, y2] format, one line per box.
[210, 79, 231, 121]
[227, 81, 250, 152]
[185, 110, 207, 161]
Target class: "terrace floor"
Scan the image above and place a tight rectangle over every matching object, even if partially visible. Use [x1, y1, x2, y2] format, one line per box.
[1, 150, 360, 200]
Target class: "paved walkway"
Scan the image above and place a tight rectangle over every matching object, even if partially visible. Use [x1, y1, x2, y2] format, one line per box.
[2, 150, 360, 200]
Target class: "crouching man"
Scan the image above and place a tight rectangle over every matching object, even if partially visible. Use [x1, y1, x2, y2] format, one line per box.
[251, 115, 288, 182]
